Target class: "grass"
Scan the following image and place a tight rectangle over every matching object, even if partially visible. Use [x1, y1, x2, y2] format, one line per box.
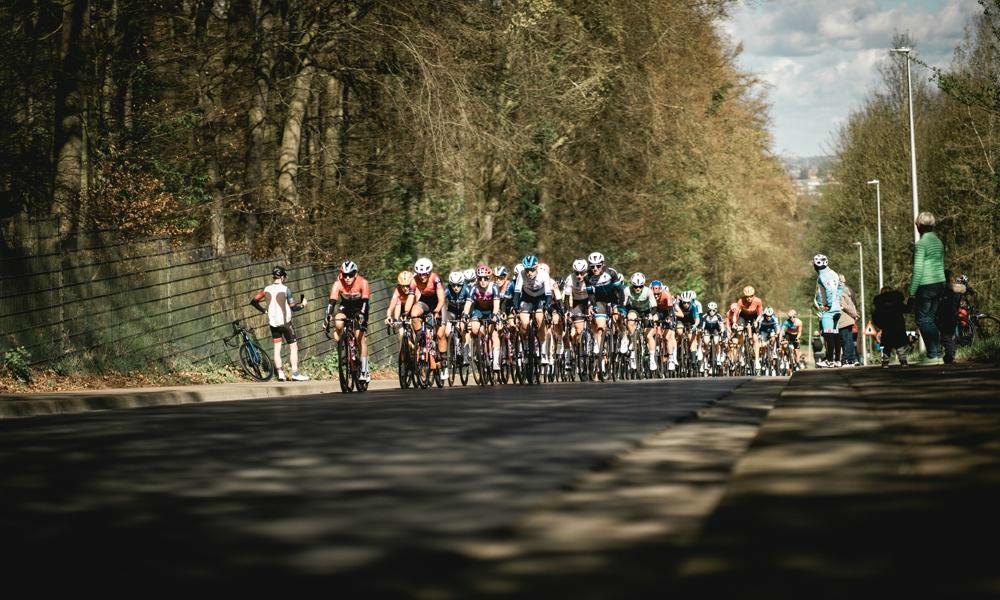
[957, 336, 1000, 364]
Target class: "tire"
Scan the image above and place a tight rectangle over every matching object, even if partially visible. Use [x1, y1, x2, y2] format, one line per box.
[975, 315, 1000, 340]
[337, 337, 353, 393]
[239, 343, 274, 381]
[398, 344, 412, 389]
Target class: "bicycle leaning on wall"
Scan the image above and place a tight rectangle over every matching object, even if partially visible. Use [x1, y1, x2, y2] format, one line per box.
[224, 320, 275, 381]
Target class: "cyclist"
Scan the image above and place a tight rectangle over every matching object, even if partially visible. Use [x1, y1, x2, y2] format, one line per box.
[781, 309, 804, 367]
[651, 280, 675, 371]
[512, 255, 553, 363]
[542, 262, 564, 366]
[404, 257, 447, 371]
[251, 265, 308, 382]
[813, 254, 843, 368]
[758, 306, 781, 367]
[673, 290, 701, 369]
[496, 265, 513, 314]
[325, 260, 371, 382]
[734, 286, 764, 368]
[584, 252, 625, 358]
[463, 268, 476, 289]
[701, 301, 726, 369]
[464, 264, 502, 371]
[563, 259, 593, 353]
[385, 271, 413, 344]
[444, 271, 472, 377]
[623, 272, 656, 371]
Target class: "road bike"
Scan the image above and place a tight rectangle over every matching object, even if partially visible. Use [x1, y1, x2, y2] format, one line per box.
[224, 320, 274, 381]
[446, 317, 470, 386]
[957, 298, 1000, 346]
[327, 313, 368, 393]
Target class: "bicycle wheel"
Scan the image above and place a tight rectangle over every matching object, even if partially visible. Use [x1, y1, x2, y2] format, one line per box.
[398, 342, 412, 389]
[338, 336, 354, 392]
[975, 314, 1000, 340]
[239, 342, 274, 381]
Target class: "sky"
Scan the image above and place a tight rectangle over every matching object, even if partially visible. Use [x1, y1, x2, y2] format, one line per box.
[723, 0, 983, 157]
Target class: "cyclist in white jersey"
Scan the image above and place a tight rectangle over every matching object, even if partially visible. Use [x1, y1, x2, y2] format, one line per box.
[250, 266, 309, 381]
[512, 255, 553, 360]
[563, 259, 593, 349]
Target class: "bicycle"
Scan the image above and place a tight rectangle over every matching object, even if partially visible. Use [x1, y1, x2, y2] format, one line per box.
[224, 320, 274, 381]
[446, 317, 470, 386]
[327, 313, 368, 393]
[388, 320, 416, 389]
[471, 316, 497, 386]
[957, 298, 1000, 346]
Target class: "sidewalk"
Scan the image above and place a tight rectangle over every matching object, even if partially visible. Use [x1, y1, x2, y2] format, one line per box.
[0, 378, 399, 419]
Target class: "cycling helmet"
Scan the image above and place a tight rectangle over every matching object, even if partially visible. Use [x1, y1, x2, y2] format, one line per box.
[476, 264, 492, 278]
[687, 290, 698, 300]
[813, 254, 829, 268]
[630, 272, 646, 287]
[572, 259, 588, 273]
[341, 260, 358, 275]
[414, 257, 433, 275]
[730, 302, 739, 311]
[588, 252, 605, 266]
[743, 285, 755, 298]
[662, 285, 670, 294]
[764, 306, 775, 316]
[788, 309, 798, 318]
[514, 263, 524, 276]
[708, 301, 718, 312]
[650, 280, 663, 291]
[679, 290, 695, 303]
[957, 274, 969, 285]
[522, 255, 539, 269]
[463, 268, 476, 282]
[495, 265, 509, 278]
[538, 262, 549, 274]
[397, 271, 413, 287]
[271, 265, 287, 278]
[448, 271, 465, 286]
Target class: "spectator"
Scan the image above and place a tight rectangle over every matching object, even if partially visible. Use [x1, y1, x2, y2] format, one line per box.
[811, 330, 825, 367]
[909, 211, 947, 365]
[812, 254, 843, 368]
[873, 285, 909, 368]
[938, 270, 963, 364]
[838, 273, 861, 366]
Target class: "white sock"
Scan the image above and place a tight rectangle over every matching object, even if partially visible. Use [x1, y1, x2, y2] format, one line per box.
[361, 357, 368, 372]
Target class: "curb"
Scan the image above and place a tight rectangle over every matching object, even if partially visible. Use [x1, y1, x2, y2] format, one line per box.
[0, 379, 400, 419]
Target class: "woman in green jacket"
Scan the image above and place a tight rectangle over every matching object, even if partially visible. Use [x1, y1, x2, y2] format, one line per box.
[909, 212, 946, 364]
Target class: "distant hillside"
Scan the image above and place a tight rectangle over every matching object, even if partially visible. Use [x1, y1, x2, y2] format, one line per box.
[782, 156, 834, 180]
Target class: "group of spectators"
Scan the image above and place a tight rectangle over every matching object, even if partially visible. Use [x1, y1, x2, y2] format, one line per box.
[815, 211, 967, 369]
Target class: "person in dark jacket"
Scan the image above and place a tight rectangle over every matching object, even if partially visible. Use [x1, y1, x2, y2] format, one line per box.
[873, 286, 909, 368]
[811, 330, 825, 367]
[937, 270, 962, 364]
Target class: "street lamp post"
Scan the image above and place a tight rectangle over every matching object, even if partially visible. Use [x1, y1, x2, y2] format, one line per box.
[890, 47, 920, 244]
[867, 179, 884, 290]
[853, 242, 867, 366]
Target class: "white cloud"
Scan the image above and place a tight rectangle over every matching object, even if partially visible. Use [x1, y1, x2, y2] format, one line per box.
[727, 0, 982, 155]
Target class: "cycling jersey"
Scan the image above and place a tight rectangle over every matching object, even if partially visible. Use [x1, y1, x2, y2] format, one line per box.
[512, 270, 553, 309]
[330, 276, 371, 313]
[586, 267, 625, 304]
[387, 286, 411, 316]
[702, 312, 725, 333]
[736, 296, 763, 319]
[759, 315, 779, 335]
[782, 317, 802, 336]
[409, 273, 444, 312]
[625, 286, 654, 314]
[467, 282, 500, 312]
[444, 284, 469, 315]
[252, 283, 300, 327]
[674, 299, 700, 327]
[563, 274, 592, 305]
[815, 267, 843, 313]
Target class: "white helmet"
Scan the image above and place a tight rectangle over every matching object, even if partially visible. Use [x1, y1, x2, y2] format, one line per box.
[764, 306, 775, 316]
[572, 259, 588, 273]
[414, 257, 433, 274]
[788, 309, 798, 318]
[679, 290, 696, 303]
[341, 260, 358, 275]
[463, 268, 476, 282]
[448, 271, 465, 286]
[538, 262, 550, 274]
[708, 301, 718, 312]
[630, 272, 646, 287]
[813, 254, 829, 268]
[587, 252, 604, 266]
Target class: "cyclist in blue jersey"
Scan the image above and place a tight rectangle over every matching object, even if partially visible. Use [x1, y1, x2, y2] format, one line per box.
[672, 290, 701, 369]
[444, 271, 472, 377]
[584, 251, 625, 357]
[813, 254, 843, 368]
[701, 301, 726, 368]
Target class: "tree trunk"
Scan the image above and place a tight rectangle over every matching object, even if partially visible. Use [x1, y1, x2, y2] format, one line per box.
[320, 73, 344, 198]
[244, 0, 277, 242]
[276, 63, 315, 208]
[52, 0, 89, 237]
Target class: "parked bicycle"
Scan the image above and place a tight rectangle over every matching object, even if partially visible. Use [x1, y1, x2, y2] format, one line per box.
[957, 298, 1000, 346]
[224, 320, 274, 381]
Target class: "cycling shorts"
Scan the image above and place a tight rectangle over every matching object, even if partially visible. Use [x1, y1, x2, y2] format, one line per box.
[593, 301, 610, 319]
[737, 314, 759, 331]
[270, 323, 297, 344]
[784, 333, 800, 349]
[519, 297, 547, 313]
[470, 308, 494, 321]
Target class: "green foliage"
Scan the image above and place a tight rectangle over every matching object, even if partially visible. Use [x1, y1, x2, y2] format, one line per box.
[2, 346, 32, 383]
[957, 336, 1000, 364]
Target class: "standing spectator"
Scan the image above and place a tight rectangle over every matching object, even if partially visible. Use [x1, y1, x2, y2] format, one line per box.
[812, 254, 843, 368]
[810, 330, 825, 367]
[873, 286, 909, 368]
[937, 270, 963, 364]
[838, 273, 861, 366]
[909, 211, 947, 365]
[250, 266, 309, 382]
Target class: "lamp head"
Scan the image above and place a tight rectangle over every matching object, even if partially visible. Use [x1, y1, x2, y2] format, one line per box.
[890, 47, 911, 54]
[867, 179, 879, 185]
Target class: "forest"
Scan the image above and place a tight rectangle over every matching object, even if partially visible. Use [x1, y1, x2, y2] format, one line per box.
[0, 0, 804, 308]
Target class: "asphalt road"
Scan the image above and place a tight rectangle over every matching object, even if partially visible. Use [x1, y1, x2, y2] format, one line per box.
[0, 377, 776, 594]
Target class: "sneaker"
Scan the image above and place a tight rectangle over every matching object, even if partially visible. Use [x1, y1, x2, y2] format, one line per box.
[667, 359, 677, 371]
[881, 359, 889, 369]
[833, 361, 842, 368]
[815, 360, 828, 368]
[442, 367, 450, 379]
[291, 371, 309, 381]
[277, 370, 287, 381]
[922, 356, 944, 366]
[619, 339, 630, 354]
[359, 371, 371, 382]
[649, 357, 658, 371]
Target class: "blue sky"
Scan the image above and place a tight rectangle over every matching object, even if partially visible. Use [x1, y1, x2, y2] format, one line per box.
[723, 0, 983, 157]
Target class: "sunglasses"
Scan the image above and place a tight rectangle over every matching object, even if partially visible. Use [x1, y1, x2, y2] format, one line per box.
[344, 272, 357, 278]
[575, 273, 586, 277]
[478, 276, 491, 281]
[590, 265, 602, 270]
[632, 285, 643, 290]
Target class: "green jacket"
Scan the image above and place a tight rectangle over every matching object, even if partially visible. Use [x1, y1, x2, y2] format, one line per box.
[909, 231, 946, 295]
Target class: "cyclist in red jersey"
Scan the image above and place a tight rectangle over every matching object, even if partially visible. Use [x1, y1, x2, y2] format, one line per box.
[326, 260, 372, 381]
[385, 271, 413, 344]
[734, 285, 764, 368]
[403, 257, 448, 364]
